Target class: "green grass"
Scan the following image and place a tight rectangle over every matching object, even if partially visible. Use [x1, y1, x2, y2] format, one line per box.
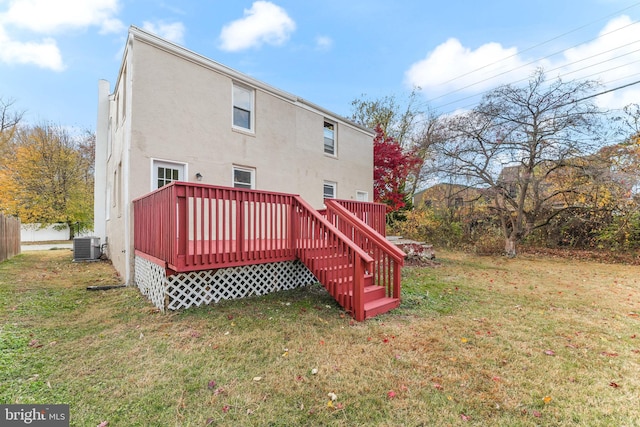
[1, 250, 639, 426]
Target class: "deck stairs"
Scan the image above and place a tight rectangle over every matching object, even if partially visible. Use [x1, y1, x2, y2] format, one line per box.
[302, 248, 400, 319]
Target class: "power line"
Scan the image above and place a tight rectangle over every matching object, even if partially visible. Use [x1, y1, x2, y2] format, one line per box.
[427, 18, 640, 105]
[434, 45, 640, 114]
[562, 78, 640, 106]
[426, 1, 640, 94]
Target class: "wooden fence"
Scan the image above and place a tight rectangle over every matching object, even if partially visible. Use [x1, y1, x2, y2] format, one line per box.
[0, 212, 21, 263]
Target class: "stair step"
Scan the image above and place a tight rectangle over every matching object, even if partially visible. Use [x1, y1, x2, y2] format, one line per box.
[364, 297, 400, 319]
[330, 284, 386, 303]
[324, 274, 373, 289]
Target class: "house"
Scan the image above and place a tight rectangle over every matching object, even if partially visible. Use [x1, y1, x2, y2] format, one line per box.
[413, 183, 487, 210]
[94, 26, 404, 320]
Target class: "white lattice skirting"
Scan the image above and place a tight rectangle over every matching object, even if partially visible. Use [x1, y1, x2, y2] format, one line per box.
[134, 256, 318, 311]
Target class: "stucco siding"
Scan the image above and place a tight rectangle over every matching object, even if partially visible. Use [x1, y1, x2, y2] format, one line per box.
[97, 26, 374, 282]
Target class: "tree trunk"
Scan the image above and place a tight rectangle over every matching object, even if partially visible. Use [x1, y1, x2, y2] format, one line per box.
[504, 236, 517, 257]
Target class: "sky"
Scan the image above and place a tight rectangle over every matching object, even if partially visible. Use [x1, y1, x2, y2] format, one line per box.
[1, 0, 640, 134]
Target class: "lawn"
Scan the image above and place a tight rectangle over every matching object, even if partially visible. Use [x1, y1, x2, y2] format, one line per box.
[1, 249, 638, 426]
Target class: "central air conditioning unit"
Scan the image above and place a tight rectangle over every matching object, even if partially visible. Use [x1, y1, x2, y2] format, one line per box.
[73, 237, 101, 261]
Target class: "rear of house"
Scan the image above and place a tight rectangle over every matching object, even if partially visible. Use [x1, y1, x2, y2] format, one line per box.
[95, 26, 375, 284]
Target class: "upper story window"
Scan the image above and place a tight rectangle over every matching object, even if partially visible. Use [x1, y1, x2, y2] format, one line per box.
[324, 121, 335, 155]
[233, 83, 254, 131]
[356, 191, 368, 202]
[323, 181, 336, 200]
[233, 166, 255, 189]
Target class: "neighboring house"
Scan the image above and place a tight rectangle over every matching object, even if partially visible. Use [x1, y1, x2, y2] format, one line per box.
[413, 183, 486, 210]
[94, 26, 403, 320]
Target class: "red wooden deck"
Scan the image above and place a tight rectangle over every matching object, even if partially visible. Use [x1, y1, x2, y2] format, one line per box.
[133, 182, 403, 320]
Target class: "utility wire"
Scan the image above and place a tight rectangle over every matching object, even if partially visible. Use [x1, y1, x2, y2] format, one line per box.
[427, 1, 640, 93]
[562, 79, 640, 106]
[435, 44, 640, 113]
[427, 18, 640, 105]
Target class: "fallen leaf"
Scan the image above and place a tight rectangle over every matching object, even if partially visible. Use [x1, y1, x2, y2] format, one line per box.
[327, 392, 337, 401]
[311, 368, 318, 375]
[387, 390, 396, 399]
[543, 350, 555, 356]
[205, 418, 214, 426]
[253, 376, 262, 382]
[433, 383, 443, 390]
[207, 380, 216, 390]
[533, 410, 541, 418]
[461, 337, 468, 343]
[460, 413, 470, 421]
[222, 405, 230, 413]
[543, 396, 552, 404]
[609, 381, 619, 388]
[600, 352, 618, 357]
[97, 422, 109, 427]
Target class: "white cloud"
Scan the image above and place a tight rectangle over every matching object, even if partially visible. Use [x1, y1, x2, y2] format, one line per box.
[405, 15, 640, 110]
[0, 27, 64, 71]
[219, 1, 296, 52]
[0, 0, 124, 69]
[1, 0, 124, 34]
[555, 15, 640, 109]
[405, 38, 535, 97]
[315, 35, 333, 51]
[142, 20, 185, 44]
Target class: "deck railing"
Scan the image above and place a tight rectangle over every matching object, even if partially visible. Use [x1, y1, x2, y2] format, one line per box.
[325, 199, 405, 300]
[133, 182, 379, 320]
[133, 182, 298, 271]
[292, 196, 374, 321]
[330, 200, 388, 236]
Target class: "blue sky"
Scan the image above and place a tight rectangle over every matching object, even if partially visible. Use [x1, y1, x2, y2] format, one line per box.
[1, 0, 640, 133]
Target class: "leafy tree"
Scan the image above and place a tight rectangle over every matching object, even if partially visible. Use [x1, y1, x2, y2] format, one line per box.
[0, 124, 95, 237]
[435, 69, 605, 256]
[373, 124, 421, 216]
[350, 90, 444, 197]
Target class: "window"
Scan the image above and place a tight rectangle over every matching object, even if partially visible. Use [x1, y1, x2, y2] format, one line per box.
[356, 191, 368, 202]
[324, 121, 335, 155]
[153, 160, 184, 190]
[323, 181, 336, 200]
[233, 166, 255, 189]
[233, 83, 254, 131]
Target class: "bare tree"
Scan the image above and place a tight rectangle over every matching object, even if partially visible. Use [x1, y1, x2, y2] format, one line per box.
[350, 90, 445, 198]
[0, 97, 25, 160]
[435, 69, 605, 256]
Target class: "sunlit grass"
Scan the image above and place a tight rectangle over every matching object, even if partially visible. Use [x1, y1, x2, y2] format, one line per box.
[1, 250, 639, 426]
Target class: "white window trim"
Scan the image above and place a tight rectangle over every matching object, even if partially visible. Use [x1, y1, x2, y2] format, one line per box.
[356, 191, 368, 202]
[232, 82, 255, 134]
[150, 159, 187, 191]
[232, 165, 256, 189]
[324, 120, 337, 157]
[323, 181, 337, 200]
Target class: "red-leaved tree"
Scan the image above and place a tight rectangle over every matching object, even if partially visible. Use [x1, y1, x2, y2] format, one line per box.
[373, 124, 421, 212]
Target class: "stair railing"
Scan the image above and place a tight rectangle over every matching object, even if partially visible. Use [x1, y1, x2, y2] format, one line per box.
[292, 196, 373, 321]
[324, 199, 405, 300]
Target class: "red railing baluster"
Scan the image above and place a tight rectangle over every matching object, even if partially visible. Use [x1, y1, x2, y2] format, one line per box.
[132, 183, 390, 320]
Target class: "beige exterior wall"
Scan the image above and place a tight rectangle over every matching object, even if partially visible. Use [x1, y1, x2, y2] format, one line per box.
[98, 26, 374, 282]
